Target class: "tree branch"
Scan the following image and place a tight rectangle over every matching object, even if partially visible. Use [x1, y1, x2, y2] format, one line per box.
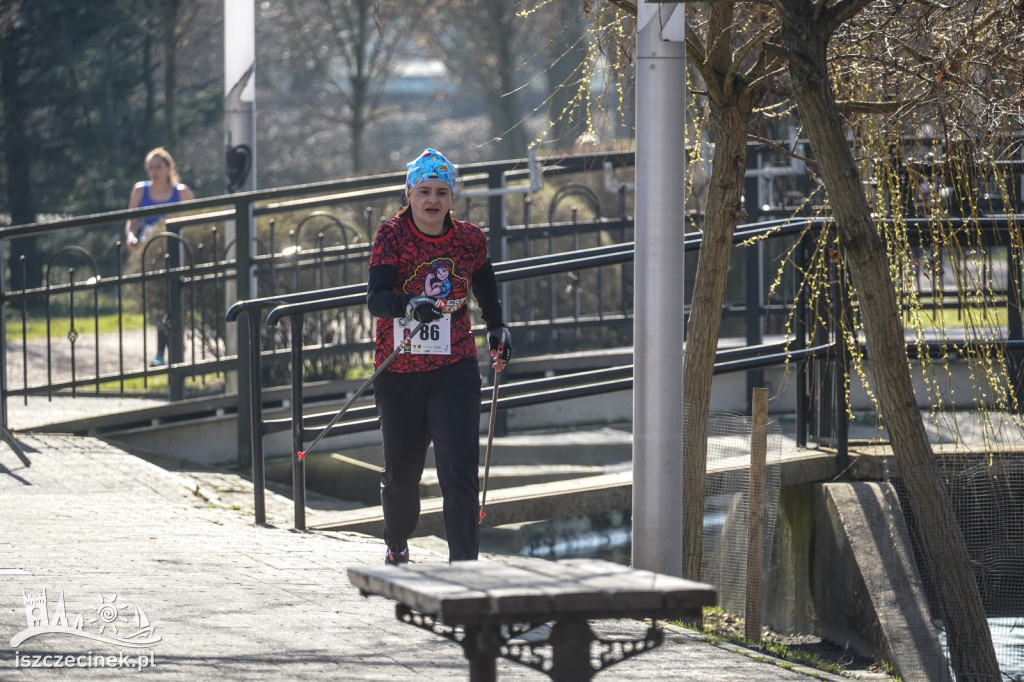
[685, 22, 708, 72]
[767, 80, 934, 117]
[730, 22, 776, 81]
[603, 0, 637, 15]
[835, 99, 917, 115]
[822, 0, 876, 34]
[747, 134, 818, 166]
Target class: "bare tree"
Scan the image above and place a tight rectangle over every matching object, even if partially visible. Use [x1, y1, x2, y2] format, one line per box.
[521, 1, 639, 152]
[601, 0, 1022, 675]
[600, 0, 792, 588]
[426, 1, 538, 159]
[766, 0, 1005, 677]
[531, 3, 592, 151]
[261, 0, 416, 174]
[121, 0, 213, 154]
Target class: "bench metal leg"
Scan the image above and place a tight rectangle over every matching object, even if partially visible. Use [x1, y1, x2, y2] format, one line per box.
[505, 618, 662, 681]
[396, 605, 501, 681]
[394, 604, 664, 681]
[461, 625, 498, 682]
[549, 618, 597, 681]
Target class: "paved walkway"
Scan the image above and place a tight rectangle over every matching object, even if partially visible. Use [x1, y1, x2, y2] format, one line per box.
[0, 428, 856, 680]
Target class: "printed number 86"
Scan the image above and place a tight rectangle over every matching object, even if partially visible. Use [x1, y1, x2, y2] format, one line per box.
[420, 325, 441, 341]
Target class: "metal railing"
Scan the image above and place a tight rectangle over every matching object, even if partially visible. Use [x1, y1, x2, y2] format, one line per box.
[232, 195, 1024, 528]
[6, 149, 1017, 410]
[239, 216, 810, 528]
[0, 150, 637, 413]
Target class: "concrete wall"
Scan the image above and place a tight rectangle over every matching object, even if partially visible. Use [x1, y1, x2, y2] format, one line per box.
[763, 484, 817, 635]
[764, 481, 949, 680]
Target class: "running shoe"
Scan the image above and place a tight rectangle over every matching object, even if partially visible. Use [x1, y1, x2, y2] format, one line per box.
[385, 546, 409, 566]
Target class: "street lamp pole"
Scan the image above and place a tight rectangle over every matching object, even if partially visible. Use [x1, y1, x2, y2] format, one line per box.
[224, 0, 256, 464]
[632, 1, 687, 576]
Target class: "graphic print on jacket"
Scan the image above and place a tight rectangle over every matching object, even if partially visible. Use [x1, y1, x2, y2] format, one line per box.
[370, 215, 487, 372]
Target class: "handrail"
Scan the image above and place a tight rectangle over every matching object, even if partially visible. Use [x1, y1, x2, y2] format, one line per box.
[264, 364, 639, 434]
[234, 209, 1024, 528]
[225, 284, 365, 322]
[258, 218, 832, 326]
[239, 212, 971, 329]
[261, 342, 840, 437]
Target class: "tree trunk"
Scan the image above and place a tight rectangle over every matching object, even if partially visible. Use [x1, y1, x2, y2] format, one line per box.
[484, 5, 527, 159]
[681, 0, 765, 583]
[348, 0, 370, 173]
[486, 67, 526, 159]
[1, 26, 41, 290]
[779, 15, 999, 681]
[162, 0, 179, 152]
[683, 105, 754, 580]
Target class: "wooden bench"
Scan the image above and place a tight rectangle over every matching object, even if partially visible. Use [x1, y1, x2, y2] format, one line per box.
[347, 557, 717, 681]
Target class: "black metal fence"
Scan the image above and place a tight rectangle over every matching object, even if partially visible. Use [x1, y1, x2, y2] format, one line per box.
[234, 211, 1024, 528]
[0, 152, 638, 404]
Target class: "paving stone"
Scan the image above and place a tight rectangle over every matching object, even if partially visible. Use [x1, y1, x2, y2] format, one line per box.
[0, 429, 848, 680]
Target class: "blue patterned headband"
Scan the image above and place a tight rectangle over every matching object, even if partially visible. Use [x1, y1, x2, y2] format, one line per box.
[405, 149, 457, 196]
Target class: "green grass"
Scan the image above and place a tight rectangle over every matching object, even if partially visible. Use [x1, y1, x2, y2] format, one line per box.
[7, 313, 146, 340]
[903, 304, 1008, 329]
[96, 372, 225, 397]
[682, 607, 849, 677]
[880, 660, 902, 680]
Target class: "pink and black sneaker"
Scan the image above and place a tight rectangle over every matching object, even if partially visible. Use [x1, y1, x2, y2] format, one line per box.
[385, 546, 409, 566]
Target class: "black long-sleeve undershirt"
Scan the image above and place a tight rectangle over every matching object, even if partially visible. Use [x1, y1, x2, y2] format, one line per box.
[469, 260, 504, 330]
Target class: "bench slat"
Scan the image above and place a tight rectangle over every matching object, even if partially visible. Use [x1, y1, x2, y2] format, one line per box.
[425, 563, 560, 618]
[347, 566, 491, 620]
[349, 558, 718, 625]
[501, 558, 716, 613]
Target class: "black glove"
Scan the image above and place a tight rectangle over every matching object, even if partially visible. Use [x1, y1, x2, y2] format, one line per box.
[488, 326, 512, 363]
[405, 295, 443, 323]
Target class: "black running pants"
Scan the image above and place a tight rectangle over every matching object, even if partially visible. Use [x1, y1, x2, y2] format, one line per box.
[373, 358, 482, 561]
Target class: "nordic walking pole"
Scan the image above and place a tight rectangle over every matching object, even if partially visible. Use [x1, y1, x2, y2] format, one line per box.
[479, 367, 502, 522]
[297, 321, 424, 461]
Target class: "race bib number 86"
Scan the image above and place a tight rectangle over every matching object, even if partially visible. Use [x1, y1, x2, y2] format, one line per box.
[394, 315, 451, 355]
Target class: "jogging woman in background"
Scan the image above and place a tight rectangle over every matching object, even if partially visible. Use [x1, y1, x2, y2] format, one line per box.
[367, 149, 511, 564]
[124, 147, 195, 252]
[124, 147, 195, 367]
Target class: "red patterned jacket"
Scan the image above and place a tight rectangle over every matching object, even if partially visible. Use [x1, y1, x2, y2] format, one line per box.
[367, 212, 503, 372]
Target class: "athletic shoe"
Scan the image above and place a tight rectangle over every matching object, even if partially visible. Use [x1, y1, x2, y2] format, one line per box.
[385, 546, 409, 566]
[151, 355, 165, 367]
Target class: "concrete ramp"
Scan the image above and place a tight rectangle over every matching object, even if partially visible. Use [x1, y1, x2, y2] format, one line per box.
[309, 471, 633, 536]
[309, 451, 840, 536]
[815, 482, 950, 681]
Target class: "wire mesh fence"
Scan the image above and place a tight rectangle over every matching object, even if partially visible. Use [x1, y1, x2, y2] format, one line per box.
[886, 455, 1024, 680]
[698, 409, 784, 624]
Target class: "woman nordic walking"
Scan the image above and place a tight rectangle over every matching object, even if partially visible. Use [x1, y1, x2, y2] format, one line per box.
[367, 149, 511, 564]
